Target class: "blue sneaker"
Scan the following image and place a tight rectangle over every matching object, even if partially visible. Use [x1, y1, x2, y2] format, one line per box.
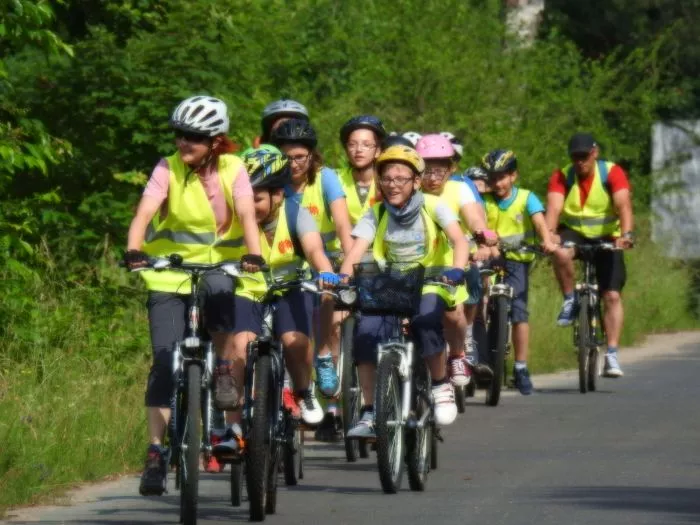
[557, 297, 576, 327]
[315, 355, 339, 397]
[513, 367, 533, 395]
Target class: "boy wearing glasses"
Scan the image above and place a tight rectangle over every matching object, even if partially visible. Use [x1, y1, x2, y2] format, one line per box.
[545, 133, 634, 378]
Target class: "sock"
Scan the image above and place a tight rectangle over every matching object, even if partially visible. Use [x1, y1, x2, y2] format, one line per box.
[326, 403, 338, 416]
[514, 360, 527, 371]
[361, 404, 374, 414]
[564, 292, 574, 301]
[465, 324, 474, 339]
[606, 347, 618, 355]
[228, 423, 242, 436]
[432, 377, 448, 387]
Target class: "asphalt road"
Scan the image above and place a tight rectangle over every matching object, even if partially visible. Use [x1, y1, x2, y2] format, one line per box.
[4, 332, 700, 525]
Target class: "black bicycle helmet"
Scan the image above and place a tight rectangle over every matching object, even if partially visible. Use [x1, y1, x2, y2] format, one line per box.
[270, 118, 318, 149]
[465, 166, 488, 181]
[242, 145, 292, 190]
[481, 149, 517, 174]
[339, 115, 387, 145]
[381, 133, 416, 150]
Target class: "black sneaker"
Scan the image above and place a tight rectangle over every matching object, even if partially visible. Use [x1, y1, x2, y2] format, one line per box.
[314, 412, 342, 442]
[139, 445, 167, 496]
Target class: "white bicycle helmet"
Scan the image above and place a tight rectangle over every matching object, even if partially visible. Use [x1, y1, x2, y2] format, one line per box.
[402, 131, 423, 146]
[261, 99, 309, 122]
[440, 131, 464, 158]
[170, 96, 229, 136]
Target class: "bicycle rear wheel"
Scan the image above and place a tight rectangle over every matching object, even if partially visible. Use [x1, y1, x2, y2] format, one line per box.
[246, 352, 272, 522]
[282, 419, 301, 486]
[576, 295, 590, 394]
[406, 361, 432, 491]
[375, 351, 404, 494]
[181, 364, 202, 525]
[485, 296, 508, 407]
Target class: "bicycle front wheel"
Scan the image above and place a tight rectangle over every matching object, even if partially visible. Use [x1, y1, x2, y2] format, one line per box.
[375, 351, 404, 494]
[576, 295, 590, 394]
[485, 295, 508, 407]
[587, 301, 604, 392]
[181, 364, 202, 525]
[246, 353, 272, 522]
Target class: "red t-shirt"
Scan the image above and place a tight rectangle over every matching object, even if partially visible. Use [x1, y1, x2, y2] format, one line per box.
[547, 164, 630, 207]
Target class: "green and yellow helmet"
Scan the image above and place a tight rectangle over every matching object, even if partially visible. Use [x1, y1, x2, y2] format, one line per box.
[481, 149, 517, 175]
[241, 145, 291, 190]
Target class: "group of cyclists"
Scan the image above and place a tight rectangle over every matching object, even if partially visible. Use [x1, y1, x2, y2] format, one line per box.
[123, 95, 635, 496]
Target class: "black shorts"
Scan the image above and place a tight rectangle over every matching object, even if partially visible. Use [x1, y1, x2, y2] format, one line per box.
[558, 226, 626, 293]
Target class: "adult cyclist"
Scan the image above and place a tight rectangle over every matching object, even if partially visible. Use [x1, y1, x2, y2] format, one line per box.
[545, 133, 634, 377]
[125, 96, 263, 496]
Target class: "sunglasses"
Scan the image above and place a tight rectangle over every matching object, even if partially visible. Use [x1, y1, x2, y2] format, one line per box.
[174, 130, 211, 144]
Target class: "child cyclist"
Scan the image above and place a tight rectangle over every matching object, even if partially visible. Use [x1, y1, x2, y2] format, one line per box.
[269, 119, 353, 401]
[415, 134, 494, 388]
[481, 150, 557, 394]
[339, 145, 470, 437]
[315, 115, 387, 441]
[224, 146, 340, 444]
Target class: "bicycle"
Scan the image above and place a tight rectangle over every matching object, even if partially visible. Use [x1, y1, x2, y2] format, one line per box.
[126, 254, 244, 525]
[480, 244, 544, 407]
[228, 269, 330, 521]
[340, 262, 451, 494]
[562, 240, 616, 394]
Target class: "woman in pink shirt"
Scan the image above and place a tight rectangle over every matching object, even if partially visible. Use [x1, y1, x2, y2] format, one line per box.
[123, 96, 262, 496]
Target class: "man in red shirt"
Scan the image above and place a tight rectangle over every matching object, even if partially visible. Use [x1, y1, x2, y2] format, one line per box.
[545, 133, 635, 377]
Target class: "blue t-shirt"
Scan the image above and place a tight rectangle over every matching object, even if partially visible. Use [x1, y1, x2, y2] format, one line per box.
[449, 173, 484, 206]
[284, 166, 345, 238]
[493, 187, 544, 216]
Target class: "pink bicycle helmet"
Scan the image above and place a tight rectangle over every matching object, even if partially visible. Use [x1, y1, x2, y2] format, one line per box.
[416, 134, 455, 160]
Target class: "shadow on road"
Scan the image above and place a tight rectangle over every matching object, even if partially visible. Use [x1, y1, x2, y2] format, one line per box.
[534, 388, 615, 395]
[546, 486, 700, 520]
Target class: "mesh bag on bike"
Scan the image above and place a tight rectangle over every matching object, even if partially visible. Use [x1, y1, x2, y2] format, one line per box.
[353, 262, 425, 316]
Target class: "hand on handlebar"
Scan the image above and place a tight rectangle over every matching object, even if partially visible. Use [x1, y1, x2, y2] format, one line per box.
[541, 240, 559, 254]
[123, 249, 149, 270]
[473, 245, 492, 262]
[442, 267, 466, 286]
[615, 236, 634, 250]
[241, 254, 266, 273]
[318, 271, 341, 289]
[474, 229, 499, 247]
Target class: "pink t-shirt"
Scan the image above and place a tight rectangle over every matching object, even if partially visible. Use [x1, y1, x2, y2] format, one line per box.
[143, 158, 253, 235]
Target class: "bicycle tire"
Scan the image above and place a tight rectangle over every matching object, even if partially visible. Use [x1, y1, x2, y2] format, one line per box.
[587, 302, 603, 392]
[375, 351, 404, 494]
[577, 295, 590, 394]
[246, 353, 272, 522]
[282, 419, 300, 486]
[485, 295, 508, 407]
[406, 361, 432, 491]
[430, 430, 438, 470]
[265, 447, 279, 515]
[455, 385, 466, 413]
[181, 364, 202, 525]
[230, 460, 243, 507]
[340, 317, 362, 462]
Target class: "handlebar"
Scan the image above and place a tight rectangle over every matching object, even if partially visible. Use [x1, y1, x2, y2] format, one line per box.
[561, 240, 619, 252]
[122, 254, 269, 280]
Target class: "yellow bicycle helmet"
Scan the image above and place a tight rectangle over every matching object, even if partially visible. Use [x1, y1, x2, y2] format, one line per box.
[376, 145, 425, 175]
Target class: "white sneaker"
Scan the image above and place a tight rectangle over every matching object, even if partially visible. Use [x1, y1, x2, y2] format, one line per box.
[346, 410, 375, 439]
[432, 383, 457, 426]
[296, 388, 324, 425]
[449, 356, 472, 387]
[603, 353, 623, 378]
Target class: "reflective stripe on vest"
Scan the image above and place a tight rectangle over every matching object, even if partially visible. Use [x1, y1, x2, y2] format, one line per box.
[561, 160, 621, 238]
[484, 188, 536, 263]
[141, 153, 246, 293]
[299, 169, 338, 254]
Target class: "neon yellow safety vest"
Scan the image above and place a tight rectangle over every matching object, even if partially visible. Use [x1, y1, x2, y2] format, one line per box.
[436, 180, 473, 236]
[337, 167, 378, 225]
[237, 199, 303, 301]
[371, 193, 467, 305]
[141, 153, 246, 293]
[484, 187, 537, 263]
[561, 160, 621, 238]
[299, 170, 338, 255]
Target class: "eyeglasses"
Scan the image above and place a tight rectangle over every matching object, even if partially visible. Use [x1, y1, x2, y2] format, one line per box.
[424, 167, 450, 179]
[347, 143, 377, 152]
[174, 130, 211, 144]
[288, 153, 311, 165]
[379, 176, 414, 187]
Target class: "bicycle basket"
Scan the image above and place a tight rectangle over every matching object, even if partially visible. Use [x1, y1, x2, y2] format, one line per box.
[353, 262, 425, 316]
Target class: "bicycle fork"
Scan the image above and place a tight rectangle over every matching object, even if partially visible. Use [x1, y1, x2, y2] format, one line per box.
[377, 340, 415, 428]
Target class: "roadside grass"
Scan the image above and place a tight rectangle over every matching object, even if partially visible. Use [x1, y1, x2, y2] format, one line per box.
[0, 218, 697, 515]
